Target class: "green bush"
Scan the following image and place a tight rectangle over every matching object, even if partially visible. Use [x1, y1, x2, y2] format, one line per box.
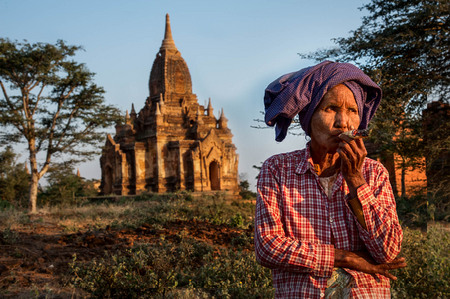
[0, 146, 29, 208]
[38, 165, 98, 207]
[396, 195, 428, 229]
[70, 237, 272, 298]
[391, 224, 450, 298]
[239, 179, 256, 200]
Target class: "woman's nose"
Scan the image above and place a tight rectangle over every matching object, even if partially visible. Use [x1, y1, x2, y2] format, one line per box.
[334, 111, 349, 129]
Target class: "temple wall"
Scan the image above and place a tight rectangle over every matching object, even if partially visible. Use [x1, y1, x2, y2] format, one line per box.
[144, 138, 157, 191]
[134, 142, 146, 192]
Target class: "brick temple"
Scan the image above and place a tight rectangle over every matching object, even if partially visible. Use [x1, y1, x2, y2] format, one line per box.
[100, 14, 239, 195]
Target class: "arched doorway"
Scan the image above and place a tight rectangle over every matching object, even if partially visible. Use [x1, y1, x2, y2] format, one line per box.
[209, 161, 220, 190]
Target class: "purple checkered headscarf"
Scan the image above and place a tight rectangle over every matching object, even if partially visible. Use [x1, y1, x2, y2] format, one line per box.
[264, 61, 382, 141]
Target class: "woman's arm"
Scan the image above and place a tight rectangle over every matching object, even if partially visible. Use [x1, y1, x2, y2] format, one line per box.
[334, 248, 407, 280]
[254, 159, 335, 277]
[338, 137, 403, 263]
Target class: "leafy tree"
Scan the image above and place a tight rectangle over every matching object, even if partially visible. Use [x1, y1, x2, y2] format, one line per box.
[39, 164, 98, 206]
[239, 178, 256, 199]
[0, 146, 29, 208]
[423, 102, 450, 220]
[0, 39, 121, 212]
[301, 0, 449, 197]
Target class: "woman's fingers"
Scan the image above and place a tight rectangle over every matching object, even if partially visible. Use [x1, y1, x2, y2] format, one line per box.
[338, 133, 354, 143]
[338, 138, 367, 172]
[381, 270, 398, 281]
[376, 257, 407, 280]
[338, 142, 358, 170]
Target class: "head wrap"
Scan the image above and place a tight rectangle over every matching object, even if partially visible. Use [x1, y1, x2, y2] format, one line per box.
[264, 61, 382, 141]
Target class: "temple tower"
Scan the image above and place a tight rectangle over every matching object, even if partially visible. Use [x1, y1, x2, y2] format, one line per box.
[100, 14, 239, 195]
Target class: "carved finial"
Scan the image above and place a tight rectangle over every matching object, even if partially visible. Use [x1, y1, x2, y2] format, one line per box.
[25, 163, 29, 175]
[155, 102, 161, 115]
[207, 98, 213, 116]
[125, 110, 131, 124]
[76, 168, 81, 177]
[160, 13, 177, 51]
[218, 108, 228, 128]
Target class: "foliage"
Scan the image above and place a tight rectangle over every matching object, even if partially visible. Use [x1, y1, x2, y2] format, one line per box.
[396, 195, 428, 229]
[70, 237, 273, 298]
[301, 0, 449, 197]
[120, 192, 256, 229]
[65, 193, 449, 298]
[239, 179, 256, 199]
[0, 38, 122, 212]
[423, 103, 450, 216]
[38, 164, 98, 207]
[0, 146, 29, 208]
[391, 225, 450, 298]
[1, 192, 449, 298]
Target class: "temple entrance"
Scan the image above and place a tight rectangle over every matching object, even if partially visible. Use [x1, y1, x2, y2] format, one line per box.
[209, 161, 220, 190]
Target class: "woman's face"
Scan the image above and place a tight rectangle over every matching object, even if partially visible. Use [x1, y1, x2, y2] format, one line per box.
[310, 84, 360, 154]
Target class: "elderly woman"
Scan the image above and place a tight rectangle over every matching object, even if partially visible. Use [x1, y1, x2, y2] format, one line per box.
[255, 61, 406, 298]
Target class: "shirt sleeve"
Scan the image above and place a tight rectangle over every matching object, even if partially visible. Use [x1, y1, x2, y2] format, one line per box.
[254, 158, 335, 277]
[345, 163, 403, 263]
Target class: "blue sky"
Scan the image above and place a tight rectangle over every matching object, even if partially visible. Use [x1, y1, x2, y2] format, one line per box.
[0, 0, 368, 189]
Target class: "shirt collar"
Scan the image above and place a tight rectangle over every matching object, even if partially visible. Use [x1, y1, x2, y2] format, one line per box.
[295, 142, 316, 175]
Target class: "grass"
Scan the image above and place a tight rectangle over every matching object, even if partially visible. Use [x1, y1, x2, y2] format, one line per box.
[1, 192, 448, 298]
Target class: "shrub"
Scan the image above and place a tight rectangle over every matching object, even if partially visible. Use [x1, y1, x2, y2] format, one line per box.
[239, 179, 256, 200]
[391, 224, 450, 298]
[38, 165, 98, 207]
[192, 249, 273, 298]
[396, 195, 428, 229]
[70, 237, 272, 298]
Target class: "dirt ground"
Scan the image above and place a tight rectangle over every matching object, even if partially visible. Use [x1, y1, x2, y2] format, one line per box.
[0, 215, 251, 298]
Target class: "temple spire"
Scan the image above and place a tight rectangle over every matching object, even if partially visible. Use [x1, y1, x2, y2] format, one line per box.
[207, 98, 213, 116]
[130, 103, 136, 120]
[160, 13, 177, 52]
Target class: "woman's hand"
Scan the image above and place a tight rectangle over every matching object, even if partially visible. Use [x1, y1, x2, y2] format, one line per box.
[337, 135, 367, 197]
[334, 248, 407, 280]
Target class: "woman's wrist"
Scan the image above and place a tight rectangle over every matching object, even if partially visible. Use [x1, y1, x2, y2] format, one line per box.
[334, 248, 351, 267]
[345, 174, 366, 198]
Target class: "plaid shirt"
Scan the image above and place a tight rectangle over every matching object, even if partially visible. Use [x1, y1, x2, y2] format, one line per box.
[255, 145, 403, 298]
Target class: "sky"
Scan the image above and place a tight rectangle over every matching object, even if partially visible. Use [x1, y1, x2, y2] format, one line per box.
[0, 0, 368, 189]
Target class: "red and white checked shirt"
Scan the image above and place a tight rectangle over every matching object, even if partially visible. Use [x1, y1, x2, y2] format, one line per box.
[255, 145, 403, 298]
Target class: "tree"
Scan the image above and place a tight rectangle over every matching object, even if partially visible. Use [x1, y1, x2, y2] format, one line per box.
[0, 146, 29, 208]
[0, 39, 121, 213]
[39, 165, 98, 206]
[301, 0, 449, 197]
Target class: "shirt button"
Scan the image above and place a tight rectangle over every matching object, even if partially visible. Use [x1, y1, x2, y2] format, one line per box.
[329, 218, 333, 223]
[320, 292, 324, 297]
